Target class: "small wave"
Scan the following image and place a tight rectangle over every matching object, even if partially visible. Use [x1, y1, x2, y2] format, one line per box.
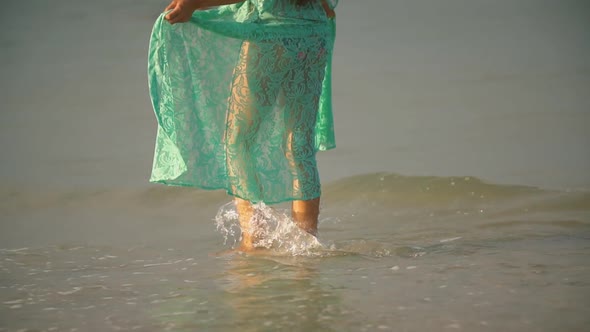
[1, 173, 588, 225]
[323, 172, 590, 212]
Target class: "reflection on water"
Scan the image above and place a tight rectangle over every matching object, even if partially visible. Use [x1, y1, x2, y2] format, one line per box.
[216, 254, 353, 331]
[1, 236, 589, 331]
[0, 246, 356, 331]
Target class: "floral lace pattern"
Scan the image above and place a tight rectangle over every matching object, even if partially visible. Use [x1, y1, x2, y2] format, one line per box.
[148, 0, 337, 204]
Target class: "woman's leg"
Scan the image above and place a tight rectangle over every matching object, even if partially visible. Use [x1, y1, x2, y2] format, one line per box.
[234, 197, 256, 250]
[226, 41, 263, 201]
[227, 42, 260, 251]
[285, 128, 321, 236]
[291, 197, 320, 235]
[228, 41, 280, 250]
[282, 38, 326, 237]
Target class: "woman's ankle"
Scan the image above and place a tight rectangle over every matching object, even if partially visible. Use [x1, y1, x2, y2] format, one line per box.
[291, 197, 320, 235]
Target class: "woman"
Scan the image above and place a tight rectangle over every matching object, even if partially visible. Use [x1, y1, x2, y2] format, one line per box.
[148, 0, 337, 250]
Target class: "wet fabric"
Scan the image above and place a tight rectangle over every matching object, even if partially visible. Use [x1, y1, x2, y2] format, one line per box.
[148, 0, 337, 204]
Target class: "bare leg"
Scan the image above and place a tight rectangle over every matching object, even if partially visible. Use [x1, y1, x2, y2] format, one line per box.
[234, 197, 256, 250]
[226, 41, 264, 201]
[228, 41, 279, 252]
[291, 197, 320, 236]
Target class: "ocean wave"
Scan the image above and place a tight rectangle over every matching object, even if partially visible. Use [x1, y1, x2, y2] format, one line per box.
[1, 173, 588, 214]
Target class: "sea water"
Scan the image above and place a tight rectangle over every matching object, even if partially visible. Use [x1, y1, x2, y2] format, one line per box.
[1, 0, 589, 331]
[1, 174, 589, 331]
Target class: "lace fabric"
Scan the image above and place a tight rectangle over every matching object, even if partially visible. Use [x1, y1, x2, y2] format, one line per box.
[148, 0, 337, 204]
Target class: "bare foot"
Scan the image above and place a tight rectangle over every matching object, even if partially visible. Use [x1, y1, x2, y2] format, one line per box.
[212, 245, 270, 257]
[235, 233, 272, 254]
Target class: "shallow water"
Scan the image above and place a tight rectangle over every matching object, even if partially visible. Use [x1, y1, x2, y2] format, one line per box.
[1, 0, 590, 331]
[1, 174, 589, 331]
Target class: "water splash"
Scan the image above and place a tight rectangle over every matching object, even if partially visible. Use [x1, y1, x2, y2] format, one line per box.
[214, 202, 241, 247]
[214, 201, 324, 256]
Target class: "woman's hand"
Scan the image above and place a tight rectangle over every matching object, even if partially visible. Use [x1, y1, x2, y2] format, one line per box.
[320, 0, 335, 19]
[165, 0, 202, 25]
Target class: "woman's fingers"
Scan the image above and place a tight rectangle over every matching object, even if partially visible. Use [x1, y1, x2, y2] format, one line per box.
[165, 7, 179, 21]
[164, 0, 197, 24]
[167, 11, 191, 24]
[167, 12, 192, 24]
[165, 1, 176, 11]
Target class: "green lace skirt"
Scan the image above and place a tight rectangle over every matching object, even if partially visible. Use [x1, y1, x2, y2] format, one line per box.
[148, 0, 337, 204]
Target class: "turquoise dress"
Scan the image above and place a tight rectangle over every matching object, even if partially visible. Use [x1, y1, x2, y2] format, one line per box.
[148, 0, 337, 204]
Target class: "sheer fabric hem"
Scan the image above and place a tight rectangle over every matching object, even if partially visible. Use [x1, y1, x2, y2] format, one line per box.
[149, 179, 322, 205]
